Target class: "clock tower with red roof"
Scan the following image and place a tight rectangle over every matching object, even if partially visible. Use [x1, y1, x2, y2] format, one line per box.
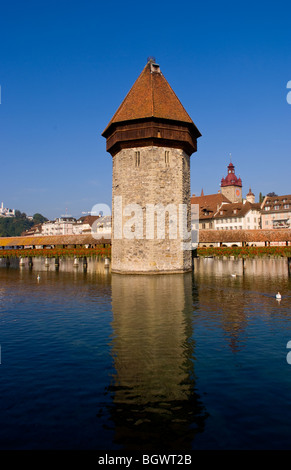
[220, 160, 242, 203]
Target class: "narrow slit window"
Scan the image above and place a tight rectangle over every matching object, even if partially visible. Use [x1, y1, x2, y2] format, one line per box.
[135, 151, 140, 167]
[165, 151, 170, 166]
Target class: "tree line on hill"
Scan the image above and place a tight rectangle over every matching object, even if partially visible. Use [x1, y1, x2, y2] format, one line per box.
[0, 211, 48, 237]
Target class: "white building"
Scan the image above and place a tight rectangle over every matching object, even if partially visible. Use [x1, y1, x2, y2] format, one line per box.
[41, 217, 78, 236]
[0, 202, 15, 217]
[91, 216, 112, 236]
[261, 195, 291, 230]
[214, 190, 261, 231]
[23, 214, 112, 237]
[75, 215, 101, 234]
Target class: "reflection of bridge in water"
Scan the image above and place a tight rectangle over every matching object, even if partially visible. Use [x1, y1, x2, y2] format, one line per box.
[194, 256, 290, 277]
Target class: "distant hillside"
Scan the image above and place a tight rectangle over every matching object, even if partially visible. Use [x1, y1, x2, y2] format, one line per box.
[0, 211, 48, 237]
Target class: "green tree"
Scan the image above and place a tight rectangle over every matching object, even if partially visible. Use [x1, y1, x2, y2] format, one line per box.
[33, 213, 48, 224]
[0, 210, 48, 237]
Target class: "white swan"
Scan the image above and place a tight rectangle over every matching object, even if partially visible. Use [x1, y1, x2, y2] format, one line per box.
[276, 292, 281, 300]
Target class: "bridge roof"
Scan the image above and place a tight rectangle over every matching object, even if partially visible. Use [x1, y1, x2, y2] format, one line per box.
[0, 230, 290, 248]
[0, 234, 111, 247]
[199, 229, 291, 243]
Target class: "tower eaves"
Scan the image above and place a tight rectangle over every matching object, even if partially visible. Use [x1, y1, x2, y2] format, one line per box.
[102, 60, 200, 136]
[102, 60, 201, 157]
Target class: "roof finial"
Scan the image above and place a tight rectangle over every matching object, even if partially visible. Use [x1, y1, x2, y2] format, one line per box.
[147, 56, 156, 63]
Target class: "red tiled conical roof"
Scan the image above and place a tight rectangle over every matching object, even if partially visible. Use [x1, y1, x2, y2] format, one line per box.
[102, 60, 200, 136]
[221, 161, 242, 187]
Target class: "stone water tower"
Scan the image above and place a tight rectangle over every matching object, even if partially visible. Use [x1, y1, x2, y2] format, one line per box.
[102, 58, 201, 274]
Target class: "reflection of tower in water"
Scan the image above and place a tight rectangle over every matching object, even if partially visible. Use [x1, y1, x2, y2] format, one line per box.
[108, 273, 207, 450]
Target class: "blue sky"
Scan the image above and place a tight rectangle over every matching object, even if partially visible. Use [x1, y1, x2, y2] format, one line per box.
[0, 0, 290, 220]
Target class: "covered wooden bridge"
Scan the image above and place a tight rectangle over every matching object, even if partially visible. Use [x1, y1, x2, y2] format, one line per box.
[198, 229, 291, 247]
[0, 234, 111, 250]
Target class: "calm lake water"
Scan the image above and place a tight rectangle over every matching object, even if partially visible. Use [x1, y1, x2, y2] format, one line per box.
[0, 257, 290, 450]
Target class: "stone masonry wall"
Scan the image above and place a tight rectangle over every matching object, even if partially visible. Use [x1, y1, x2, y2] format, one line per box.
[111, 146, 192, 273]
[221, 185, 242, 203]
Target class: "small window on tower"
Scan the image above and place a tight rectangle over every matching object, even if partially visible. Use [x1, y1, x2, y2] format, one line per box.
[165, 151, 170, 166]
[135, 151, 140, 167]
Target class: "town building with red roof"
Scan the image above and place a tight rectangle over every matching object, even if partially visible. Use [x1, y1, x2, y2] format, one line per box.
[261, 195, 291, 229]
[191, 160, 261, 235]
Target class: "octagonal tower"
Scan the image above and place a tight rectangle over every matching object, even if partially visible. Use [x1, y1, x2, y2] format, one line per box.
[102, 59, 201, 274]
